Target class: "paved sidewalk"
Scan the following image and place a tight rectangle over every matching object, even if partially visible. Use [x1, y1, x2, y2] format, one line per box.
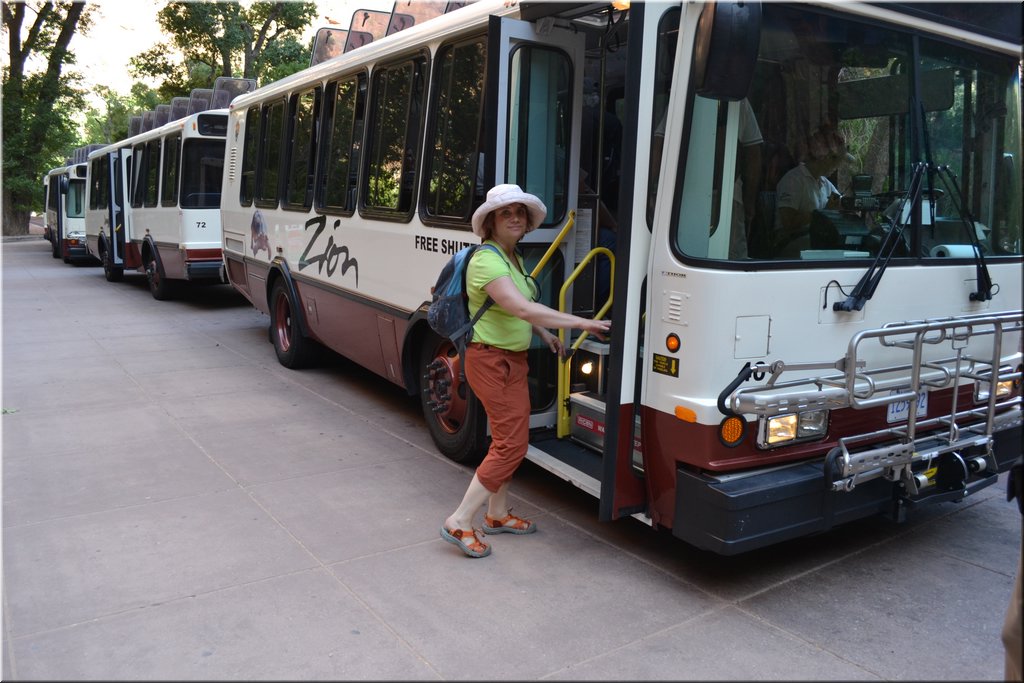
[2, 238, 1021, 680]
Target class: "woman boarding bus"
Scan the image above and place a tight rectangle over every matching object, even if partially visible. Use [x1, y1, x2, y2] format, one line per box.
[220, 0, 1022, 555]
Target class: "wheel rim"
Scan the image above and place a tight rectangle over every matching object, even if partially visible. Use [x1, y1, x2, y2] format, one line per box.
[148, 259, 160, 289]
[273, 291, 293, 353]
[423, 340, 468, 434]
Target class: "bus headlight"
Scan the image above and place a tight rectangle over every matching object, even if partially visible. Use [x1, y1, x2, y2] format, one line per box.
[759, 410, 828, 448]
[974, 366, 1015, 403]
[975, 370, 1015, 402]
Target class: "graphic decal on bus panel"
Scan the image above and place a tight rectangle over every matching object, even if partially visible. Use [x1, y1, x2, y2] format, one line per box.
[248, 210, 358, 287]
[298, 214, 359, 287]
[251, 211, 270, 257]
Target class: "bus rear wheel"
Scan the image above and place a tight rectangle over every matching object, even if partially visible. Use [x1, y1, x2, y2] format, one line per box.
[270, 278, 317, 369]
[418, 332, 487, 465]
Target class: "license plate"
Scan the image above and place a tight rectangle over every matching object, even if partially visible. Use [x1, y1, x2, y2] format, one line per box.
[887, 390, 928, 423]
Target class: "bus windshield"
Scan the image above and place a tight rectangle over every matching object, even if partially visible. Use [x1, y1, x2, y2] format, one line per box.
[67, 179, 86, 218]
[672, 3, 1022, 264]
[180, 139, 225, 209]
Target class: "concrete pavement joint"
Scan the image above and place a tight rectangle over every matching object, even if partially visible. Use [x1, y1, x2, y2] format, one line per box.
[537, 603, 733, 680]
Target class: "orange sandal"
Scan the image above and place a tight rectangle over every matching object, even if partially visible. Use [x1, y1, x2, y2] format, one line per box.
[440, 525, 491, 557]
[483, 510, 537, 535]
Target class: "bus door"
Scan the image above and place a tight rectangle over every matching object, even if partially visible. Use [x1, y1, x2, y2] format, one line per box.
[104, 149, 128, 267]
[52, 174, 66, 246]
[487, 14, 585, 428]
[591, 2, 683, 522]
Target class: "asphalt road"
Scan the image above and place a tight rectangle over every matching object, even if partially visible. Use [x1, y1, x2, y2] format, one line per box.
[2, 236, 1020, 680]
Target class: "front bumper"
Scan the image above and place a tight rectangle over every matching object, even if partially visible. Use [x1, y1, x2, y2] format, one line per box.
[673, 423, 1021, 555]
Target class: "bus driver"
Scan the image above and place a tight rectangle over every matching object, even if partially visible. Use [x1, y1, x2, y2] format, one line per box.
[774, 125, 854, 257]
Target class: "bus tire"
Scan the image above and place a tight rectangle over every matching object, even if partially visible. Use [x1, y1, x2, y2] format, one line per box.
[418, 332, 487, 465]
[146, 251, 175, 301]
[50, 237, 60, 259]
[101, 246, 123, 282]
[269, 278, 317, 369]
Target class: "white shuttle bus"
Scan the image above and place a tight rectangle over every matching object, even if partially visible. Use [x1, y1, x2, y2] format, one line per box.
[86, 109, 229, 299]
[220, 0, 1022, 554]
[43, 162, 91, 263]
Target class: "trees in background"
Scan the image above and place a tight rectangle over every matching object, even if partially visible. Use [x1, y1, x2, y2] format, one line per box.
[2, 1, 91, 236]
[2, 1, 319, 236]
[81, 84, 161, 146]
[130, 1, 317, 101]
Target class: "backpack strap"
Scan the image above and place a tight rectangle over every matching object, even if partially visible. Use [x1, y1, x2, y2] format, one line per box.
[451, 244, 502, 378]
[449, 243, 500, 344]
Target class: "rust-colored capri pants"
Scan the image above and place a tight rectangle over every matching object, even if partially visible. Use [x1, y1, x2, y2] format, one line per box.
[464, 343, 531, 493]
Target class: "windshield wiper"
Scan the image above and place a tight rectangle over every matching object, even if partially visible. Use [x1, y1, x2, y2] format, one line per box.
[932, 164, 994, 302]
[833, 161, 927, 312]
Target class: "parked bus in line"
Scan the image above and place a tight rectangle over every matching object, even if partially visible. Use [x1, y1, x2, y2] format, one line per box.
[219, 0, 1022, 554]
[85, 81, 252, 299]
[43, 162, 92, 263]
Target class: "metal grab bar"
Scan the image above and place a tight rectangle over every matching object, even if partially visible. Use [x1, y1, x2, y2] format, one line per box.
[556, 246, 615, 438]
[529, 210, 574, 280]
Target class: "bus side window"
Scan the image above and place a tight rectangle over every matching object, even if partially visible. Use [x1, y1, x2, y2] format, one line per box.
[131, 144, 146, 209]
[48, 176, 59, 212]
[284, 86, 322, 211]
[240, 107, 259, 206]
[144, 139, 160, 208]
[363, 54, 427, 216]
[422, 37, 487, 225]
[89, 159, 101, 210]
[318, 74, 366, 214]
[506, 44, 572, 226]
[256, 99, 286, 208]
[161, 133, 181, 207]
[99, 156, 109, 210]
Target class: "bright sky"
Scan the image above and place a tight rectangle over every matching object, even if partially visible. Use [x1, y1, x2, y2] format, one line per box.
[67, 0, 393, 104]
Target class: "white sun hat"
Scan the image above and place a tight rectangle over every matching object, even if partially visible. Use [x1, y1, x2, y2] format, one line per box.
[471, 184, 547, 237]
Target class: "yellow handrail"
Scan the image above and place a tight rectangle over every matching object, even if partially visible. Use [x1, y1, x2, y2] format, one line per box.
[518, 209, 613, 439]
[556, 246, 614, 437]
[529, 210, 575, 278]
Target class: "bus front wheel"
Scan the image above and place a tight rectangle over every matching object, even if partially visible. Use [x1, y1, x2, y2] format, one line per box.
[269, 278, 317, 369]
[418, 333, 487, 465]
[101, 246, 123, 282]
[146, 252, 175, 301]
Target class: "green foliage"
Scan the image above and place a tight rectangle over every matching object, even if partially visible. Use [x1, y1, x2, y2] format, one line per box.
[2, 1, 91, 233]
[259, 35, 311, 84]
[130, 1, 317, 91]
[81, 84, 161, 145]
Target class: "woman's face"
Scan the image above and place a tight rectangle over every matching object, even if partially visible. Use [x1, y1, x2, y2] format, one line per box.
[491, 203, 529, 242]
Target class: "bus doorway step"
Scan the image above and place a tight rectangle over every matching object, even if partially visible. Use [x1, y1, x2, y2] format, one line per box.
[530, 433, 602, 482]
[568, 391, 607, 455]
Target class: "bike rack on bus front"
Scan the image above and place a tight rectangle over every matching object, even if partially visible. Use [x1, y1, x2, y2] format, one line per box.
[728, 310, 1023, 494]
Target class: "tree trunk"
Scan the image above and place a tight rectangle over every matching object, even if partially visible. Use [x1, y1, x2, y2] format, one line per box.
[2, 1, 85, 236]
[2, 191, 31, 236]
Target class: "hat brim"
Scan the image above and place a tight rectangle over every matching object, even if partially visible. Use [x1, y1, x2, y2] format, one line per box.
[471, 191, 547, 237]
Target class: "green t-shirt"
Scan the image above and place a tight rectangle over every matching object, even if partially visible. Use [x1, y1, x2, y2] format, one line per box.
[467, 241, 536, 351]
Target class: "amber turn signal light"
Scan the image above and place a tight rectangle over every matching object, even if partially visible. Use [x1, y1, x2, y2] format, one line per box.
[719, 415, 746, 447]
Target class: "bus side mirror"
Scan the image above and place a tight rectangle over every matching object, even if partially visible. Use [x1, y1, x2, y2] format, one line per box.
[59, 175, 70, 194]
[693, 1, 761, 101]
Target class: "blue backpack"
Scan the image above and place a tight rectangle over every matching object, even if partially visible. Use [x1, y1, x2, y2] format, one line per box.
[427, 243, 499, 356]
